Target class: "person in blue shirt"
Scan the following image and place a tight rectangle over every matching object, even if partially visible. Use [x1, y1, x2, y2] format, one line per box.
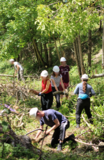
[74, 74, 95, 128]
[29, 108, 75, 151]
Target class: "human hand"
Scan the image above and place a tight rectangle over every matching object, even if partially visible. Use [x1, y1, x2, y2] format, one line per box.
[31, 138, 38, 143]
[38, 92, 42, 96]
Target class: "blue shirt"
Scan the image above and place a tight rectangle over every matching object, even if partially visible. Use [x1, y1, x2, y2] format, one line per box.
[74, 82, 95, 98]
[40, 109, 67, 127]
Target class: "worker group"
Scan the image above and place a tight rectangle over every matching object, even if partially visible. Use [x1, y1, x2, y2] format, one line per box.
[9, 57, 95, 151]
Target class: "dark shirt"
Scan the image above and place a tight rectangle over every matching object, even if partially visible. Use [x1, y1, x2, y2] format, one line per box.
[59, 65, 70, 83]
[40, 109, 67, 127]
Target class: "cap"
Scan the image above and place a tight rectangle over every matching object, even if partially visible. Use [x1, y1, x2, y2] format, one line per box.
[29, 107, 38, 118]
[60, 57, 66, 62]
[41, 70, 48, 77]
[53, 66, 59, 73]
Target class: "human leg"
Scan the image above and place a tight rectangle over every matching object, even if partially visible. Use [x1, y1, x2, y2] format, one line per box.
[76, 99, 84, 126]
[20, 70, 25, 82]
[57, 120, 69, 151]
[84, 99, 92, 123]
[17, 69, 20, 81]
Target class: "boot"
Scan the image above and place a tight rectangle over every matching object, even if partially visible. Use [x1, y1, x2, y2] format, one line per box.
[57, 143, 62, 151]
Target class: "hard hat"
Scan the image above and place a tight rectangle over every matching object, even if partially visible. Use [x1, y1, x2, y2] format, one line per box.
[29, 107, 38, 118]
[81, 74, 88, 80]
[60, 57, 66, 62]
[41, 70, 48, 77]
[9, 59, 14, 62]
[53, 66, 59, 73]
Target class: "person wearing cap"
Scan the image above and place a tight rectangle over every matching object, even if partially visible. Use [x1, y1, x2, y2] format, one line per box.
[74, 74, 95, 128]
[9, 59, 25, 82]
[39, 70, 53, 110]
[51, 66, 65, 108]
[59, 57, 70, 98]
[29, 107, 73, 151]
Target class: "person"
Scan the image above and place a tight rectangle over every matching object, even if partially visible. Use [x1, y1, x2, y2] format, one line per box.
[59, 57, 70, 98]
[51, 66, 65, 108]
[39, 70, 53, 110]
[9, 59, 25, 82]
[74, 74, 95, 128]
[29, 107, 74, 151]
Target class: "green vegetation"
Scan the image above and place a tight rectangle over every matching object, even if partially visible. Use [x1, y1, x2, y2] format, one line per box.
[0, 0, 104, 159]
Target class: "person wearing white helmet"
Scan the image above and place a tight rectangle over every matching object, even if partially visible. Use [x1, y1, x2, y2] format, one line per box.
[40, 70, 53, 110]
[74, 74, 95, 128]
[59, 57, 70, 98]
[29, 107, 73, 151]
[9, 59, 25, 82]
[51, 66, 65, 108]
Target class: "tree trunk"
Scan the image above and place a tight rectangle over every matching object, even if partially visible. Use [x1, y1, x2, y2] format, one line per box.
[33, 39, 45, 66]
[48, 40, 52, 66]
[40, 42, 42, 56]
[43, 43, 48, 64]
[102, 21, 104, 69]
[53, 35, 60, 61]
[59, 38, 65, 57]
[73, 39, 81, 77]
[0, 124, 40, 153]
[78, 34, 85, 75]
[88, 30, 91, 68]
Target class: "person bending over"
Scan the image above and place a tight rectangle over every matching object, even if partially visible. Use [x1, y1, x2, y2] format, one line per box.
[74, 74, 95, 128]
[9, 59, 25, 82]
[29, 108, 73, 151]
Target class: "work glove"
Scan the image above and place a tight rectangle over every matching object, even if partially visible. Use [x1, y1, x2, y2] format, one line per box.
[38, 92, 42, 96]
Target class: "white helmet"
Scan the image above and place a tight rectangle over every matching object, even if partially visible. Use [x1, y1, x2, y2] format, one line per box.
[41, 70, 48, 77]
[53, 66, 59, 73]
[60, 57, 66, 62]
[29, 107, 38, 118]
[9, 59, 14, 62]
[81, 74, 88, 80]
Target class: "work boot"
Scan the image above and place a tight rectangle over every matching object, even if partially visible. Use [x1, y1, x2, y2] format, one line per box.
[63, 134, 75, 143]
[76, 124, 80, 128]
[57, 143, 62, 151]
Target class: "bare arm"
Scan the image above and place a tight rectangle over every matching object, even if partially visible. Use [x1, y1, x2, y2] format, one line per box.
[35, 125, 43, 139]
[51, 79, 58, 91]
[41, 80, 51, 94]
[46, 119, 60, 135]
[40, 86, 43, 92]
[60, 77, 65, 91]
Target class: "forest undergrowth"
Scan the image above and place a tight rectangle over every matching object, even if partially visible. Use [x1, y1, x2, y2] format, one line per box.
[0, 60, 104, 160]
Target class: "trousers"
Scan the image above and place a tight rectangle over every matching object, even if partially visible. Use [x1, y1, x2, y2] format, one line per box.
[51, 120, 69, 147]
[52, 87, 61, 108]
[17, 69, 25, 82]
[76, 98, 92, 124]
[41, 92, 53, 110]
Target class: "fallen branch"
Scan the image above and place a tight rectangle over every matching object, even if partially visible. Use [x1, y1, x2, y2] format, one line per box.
[0, 74, 39, 79]
[91, 73, 104, 78]
[82, 114, 93, 130]
[75, 138, 104, 147]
